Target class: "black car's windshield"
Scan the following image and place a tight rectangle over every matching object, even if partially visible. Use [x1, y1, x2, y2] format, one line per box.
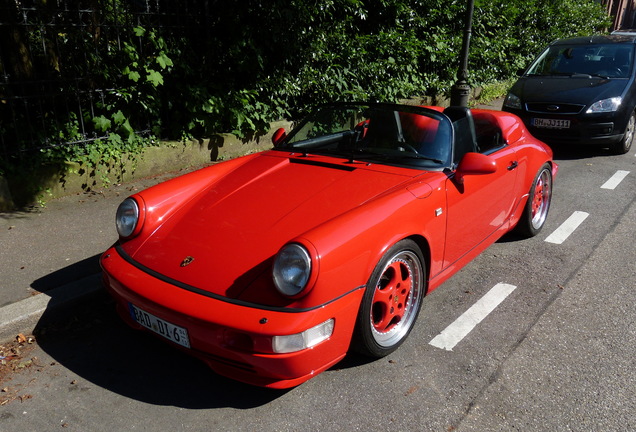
[278, 103, 452, 168]
[526, 43, 634, 78]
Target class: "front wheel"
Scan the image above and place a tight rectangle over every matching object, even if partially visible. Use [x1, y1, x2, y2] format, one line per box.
[516, 163, 553, 238]
[610, 111, 635, 155]
[352, 239, 425, 358]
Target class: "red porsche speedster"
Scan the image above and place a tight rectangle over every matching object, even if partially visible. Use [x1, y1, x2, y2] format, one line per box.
[101, 103, 557, 388]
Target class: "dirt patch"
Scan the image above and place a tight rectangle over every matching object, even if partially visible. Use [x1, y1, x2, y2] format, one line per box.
[0, 333, 39, 406]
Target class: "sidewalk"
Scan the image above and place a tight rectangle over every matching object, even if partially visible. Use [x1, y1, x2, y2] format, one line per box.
[0, 98, 505, 342]
[0, 168, 207, 341]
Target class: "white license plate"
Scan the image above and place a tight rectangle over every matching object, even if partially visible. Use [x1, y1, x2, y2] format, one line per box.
[532, 118, 570, 129]
[129, 303, 191, 348]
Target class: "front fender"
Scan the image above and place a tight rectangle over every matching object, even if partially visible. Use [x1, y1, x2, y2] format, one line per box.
[290, 181, 447, 308]
[119, 153, 261, 255]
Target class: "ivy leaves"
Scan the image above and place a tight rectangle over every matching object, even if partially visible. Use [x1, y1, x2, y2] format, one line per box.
[66, 1, 612, 151]
[5, 0, 611, 193]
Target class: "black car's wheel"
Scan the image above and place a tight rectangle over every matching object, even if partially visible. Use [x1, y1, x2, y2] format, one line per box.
[352, 239, 425, 358]
[516, 163, 552, 238]
[610, 111, 635, 155]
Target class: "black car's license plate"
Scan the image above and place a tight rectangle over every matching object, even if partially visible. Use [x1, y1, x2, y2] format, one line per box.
[129, 303, 191, 348]
[532, 118, 570, 129]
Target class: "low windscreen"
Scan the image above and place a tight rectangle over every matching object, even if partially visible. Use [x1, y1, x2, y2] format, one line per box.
[279, 103, 452, 168]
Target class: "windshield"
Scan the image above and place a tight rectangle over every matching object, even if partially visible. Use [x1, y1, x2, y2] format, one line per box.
[278, 103, 452, 169]
[526, 43, 634, 78]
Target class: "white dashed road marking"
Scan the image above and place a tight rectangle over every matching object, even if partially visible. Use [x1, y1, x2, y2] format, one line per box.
[544, 211, 589, 244]
[601, 170, 630, 190]
[429, 167, 626, 352]
[429, 283, 517, 351]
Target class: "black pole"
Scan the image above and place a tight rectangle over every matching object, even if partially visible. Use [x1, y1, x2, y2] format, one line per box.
[450, 0, 475, 107]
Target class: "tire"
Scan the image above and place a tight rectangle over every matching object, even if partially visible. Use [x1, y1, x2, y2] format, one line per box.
[610, 111, 635, 155]
[516, 163, 553, 238]
[352, 239, 425, 358]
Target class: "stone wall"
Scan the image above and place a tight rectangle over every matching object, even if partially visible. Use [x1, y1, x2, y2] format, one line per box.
[0, 120, 292, 211]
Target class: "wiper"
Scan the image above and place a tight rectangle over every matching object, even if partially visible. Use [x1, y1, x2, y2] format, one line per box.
[346, 149, 444, 165]
[538, 72, 608, 79]
[398, 153, 444, 164]
[288, 130, 355, 149]
[347, 149, 389, 163]
[588, 73, 610, 79]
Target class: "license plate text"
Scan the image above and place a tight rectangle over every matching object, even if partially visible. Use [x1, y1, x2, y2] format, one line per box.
[129, 303, 191, 349]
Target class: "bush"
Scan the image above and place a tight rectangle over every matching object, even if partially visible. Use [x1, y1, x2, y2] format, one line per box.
[0, 0, 611, 181]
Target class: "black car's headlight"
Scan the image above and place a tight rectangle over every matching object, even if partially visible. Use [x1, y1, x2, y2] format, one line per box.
[273, 243, 313, 297]
[116, 197, 141, 238]
[503, 93, 522, 110]
[586, 97, 622, 113]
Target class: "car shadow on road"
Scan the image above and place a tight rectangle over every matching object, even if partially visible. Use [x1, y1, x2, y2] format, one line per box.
[550, 143, 623, 161]
[33, 288, 290, 409]
[31, 255, 102, 294]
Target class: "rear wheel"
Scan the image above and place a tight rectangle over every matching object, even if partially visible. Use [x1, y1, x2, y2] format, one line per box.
[610, 111, 635, 155]
[516, 163, 552, 238]
[353, 239, 425, 358]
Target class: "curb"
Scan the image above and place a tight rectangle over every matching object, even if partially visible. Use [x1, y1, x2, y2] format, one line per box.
[0, 273, 103, 342]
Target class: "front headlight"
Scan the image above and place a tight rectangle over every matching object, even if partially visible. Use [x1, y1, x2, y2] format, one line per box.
[116, 198, 140, 238]
[503, 93, 522, 110]
[586, 97, 622, 113]
[273, 243, 312, 297]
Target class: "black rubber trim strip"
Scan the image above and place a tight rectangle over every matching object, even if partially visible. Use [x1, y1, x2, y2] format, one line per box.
[289, 157, 357, 171]
[114, 244, 364, 313]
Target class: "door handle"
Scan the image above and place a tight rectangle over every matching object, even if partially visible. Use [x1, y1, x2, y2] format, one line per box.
[507, 161, 518, 171]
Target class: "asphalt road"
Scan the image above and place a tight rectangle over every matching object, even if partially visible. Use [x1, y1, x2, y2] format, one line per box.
[1, 126, 635, 431]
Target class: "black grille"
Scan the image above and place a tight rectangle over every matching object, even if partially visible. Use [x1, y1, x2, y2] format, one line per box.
[526, 103, 586, 115]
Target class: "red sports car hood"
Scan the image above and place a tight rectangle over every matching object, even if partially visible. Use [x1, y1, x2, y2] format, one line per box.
[129, 153, 418, 298]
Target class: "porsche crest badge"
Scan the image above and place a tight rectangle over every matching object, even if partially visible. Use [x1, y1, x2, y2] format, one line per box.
[180, 256, 195, 267]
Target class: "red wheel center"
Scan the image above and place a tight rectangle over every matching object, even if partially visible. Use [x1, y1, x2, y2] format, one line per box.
[371, 261, 412, 333]
[532, 180, 544, 216]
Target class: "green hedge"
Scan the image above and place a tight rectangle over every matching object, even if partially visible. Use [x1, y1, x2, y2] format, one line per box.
[1, 0, 610, 190]
[119, 0, 611, 139]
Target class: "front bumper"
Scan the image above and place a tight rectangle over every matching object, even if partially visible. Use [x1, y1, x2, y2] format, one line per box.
[100, 246, 364, 388]
[528, 122, 622, 146]
[503, 108, 624, 146]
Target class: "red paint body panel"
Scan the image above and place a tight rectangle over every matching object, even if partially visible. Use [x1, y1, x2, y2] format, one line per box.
[129, 152, 417, 303]
[102, 250, 363, 388]
[101, 105, 556, 388]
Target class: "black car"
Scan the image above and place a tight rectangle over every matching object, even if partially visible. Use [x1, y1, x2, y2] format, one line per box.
[503, 35, 636, 154]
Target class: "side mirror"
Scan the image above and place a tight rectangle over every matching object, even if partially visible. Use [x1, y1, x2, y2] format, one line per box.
[455, 152, 497, 184]
[272, 128, 287, 147]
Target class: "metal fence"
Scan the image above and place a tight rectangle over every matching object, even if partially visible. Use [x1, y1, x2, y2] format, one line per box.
[1, 1, 624, 163]
[0, 0, 206, 161]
